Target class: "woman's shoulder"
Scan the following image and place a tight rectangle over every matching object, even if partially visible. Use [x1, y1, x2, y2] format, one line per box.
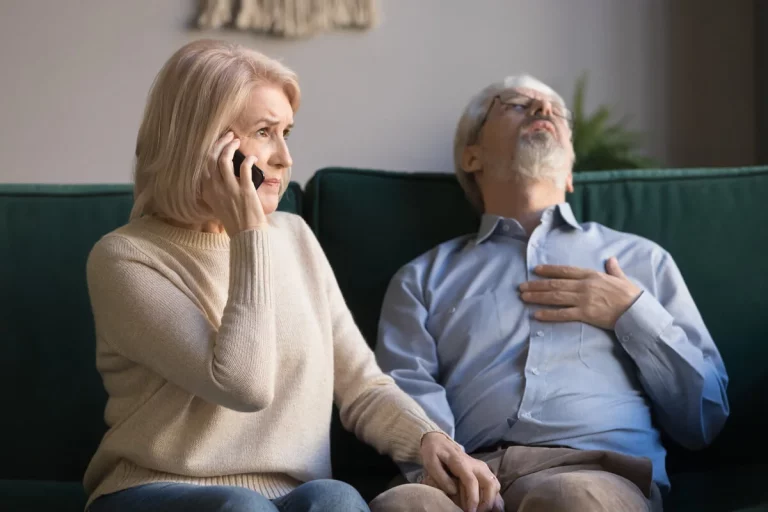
[269, 211, 314, 238]
[87, 219, 160, 272]
[269, 211, 327, 262]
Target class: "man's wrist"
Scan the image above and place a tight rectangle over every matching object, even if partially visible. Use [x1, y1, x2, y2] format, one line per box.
[612, 289, 644, 329]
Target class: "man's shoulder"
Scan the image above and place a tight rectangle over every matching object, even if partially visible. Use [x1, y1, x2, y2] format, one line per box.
[581, 221, 668, 255]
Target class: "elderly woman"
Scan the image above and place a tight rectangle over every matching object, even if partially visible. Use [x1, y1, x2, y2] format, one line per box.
[83, 39, 500, 512]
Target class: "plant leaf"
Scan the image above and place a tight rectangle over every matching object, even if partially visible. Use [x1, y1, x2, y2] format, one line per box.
[570, 73, 656, 171]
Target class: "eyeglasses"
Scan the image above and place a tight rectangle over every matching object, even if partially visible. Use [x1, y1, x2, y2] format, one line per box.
[476, 91, 574, 138]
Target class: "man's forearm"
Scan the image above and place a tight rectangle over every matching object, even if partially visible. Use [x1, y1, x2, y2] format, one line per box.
[614, 292, 729, 448]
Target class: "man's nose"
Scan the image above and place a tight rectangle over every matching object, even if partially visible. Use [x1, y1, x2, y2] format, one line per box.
[529, 100, 554, 118]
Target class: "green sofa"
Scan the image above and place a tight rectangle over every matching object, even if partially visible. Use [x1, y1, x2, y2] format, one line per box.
[2, 166, 767, 511]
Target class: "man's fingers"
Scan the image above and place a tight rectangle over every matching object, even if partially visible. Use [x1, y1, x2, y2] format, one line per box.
[423, 456, 458, 496]
[534, 307, 582, 323]
[519, 279, 582, 292]
[520, 291, 580, 306]
[533, 265, 595, 279]
[605, 256, 627, 279]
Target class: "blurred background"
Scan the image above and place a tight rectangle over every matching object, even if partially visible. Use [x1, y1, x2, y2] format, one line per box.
[0, 0, 758, 184]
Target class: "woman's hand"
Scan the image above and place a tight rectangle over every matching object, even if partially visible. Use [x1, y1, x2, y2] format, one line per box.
[420, 432, 503, 512]
[201, 131, 268, 236]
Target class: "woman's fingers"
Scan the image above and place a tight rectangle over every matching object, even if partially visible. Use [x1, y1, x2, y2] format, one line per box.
[491, 493, 505, 512]
[476, 469, 500, 512]
[444, 457, 479, 512]
[217, 138, 240, 189]
[239, 155, 257, 189]
[422, 454, 458, 497]
[211, 131, 234, 161]
[208, 131, 234, 178]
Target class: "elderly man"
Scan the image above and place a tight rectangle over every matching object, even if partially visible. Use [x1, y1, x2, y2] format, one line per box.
[373, 75, 729, 512]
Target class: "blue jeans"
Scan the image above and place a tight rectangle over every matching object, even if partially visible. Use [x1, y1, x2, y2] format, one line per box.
[89, 479, 370, 512]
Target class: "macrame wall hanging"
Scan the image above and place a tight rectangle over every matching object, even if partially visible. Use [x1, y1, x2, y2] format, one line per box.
[197, 0, 378, 38]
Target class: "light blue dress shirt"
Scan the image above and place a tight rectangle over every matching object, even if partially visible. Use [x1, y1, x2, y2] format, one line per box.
[375, 202, 729, 491]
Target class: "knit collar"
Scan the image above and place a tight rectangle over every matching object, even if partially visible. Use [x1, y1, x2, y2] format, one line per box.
[137, 216, 231, 251]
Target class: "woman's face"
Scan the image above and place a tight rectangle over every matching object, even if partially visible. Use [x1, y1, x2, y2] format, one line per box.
[229, 85, 294, 215]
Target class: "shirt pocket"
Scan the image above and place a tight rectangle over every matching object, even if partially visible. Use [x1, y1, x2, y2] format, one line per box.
[427, 292, 503, 367]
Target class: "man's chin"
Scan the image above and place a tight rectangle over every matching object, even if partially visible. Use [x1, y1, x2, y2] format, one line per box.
[521, 130, 555, 146]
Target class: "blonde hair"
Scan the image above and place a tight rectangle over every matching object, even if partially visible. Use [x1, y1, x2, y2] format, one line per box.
[130, 39, 301, 222]
[453, 74, 566, 211]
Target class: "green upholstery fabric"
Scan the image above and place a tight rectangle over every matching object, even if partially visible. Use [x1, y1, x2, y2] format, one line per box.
[3, 167, 767, 511]
[304, 166, 768, 509]
[0, 185, 133, 482]
[0, 183, 301, 507]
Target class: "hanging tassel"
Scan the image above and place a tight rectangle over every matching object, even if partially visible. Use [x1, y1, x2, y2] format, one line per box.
[233, 0, 377, 38]
[197, 0, 234, 29]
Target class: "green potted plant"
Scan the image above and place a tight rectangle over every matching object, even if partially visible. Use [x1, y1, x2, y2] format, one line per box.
[571, 73, 656, 172]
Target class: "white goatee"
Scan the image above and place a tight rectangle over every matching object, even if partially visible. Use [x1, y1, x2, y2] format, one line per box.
[509, 130, 572, 189]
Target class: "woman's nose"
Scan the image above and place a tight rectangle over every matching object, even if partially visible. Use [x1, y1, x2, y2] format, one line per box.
[271, 139, 293, 169]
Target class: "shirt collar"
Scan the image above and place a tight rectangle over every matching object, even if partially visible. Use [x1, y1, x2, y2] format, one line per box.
[475, 202, 582, 245]
[557, 202, 583, 231]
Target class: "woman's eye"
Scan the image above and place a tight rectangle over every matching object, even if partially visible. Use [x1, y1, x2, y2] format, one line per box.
[511, 103, 528, 111]
[283, 130, 291, 140]
[256, 128, 269, 138]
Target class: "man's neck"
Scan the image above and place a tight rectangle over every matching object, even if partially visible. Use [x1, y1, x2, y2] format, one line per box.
[481, 178, 566, 235]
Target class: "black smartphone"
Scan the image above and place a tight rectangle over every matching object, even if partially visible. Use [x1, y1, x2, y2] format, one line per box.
[232, 149, 265, 189]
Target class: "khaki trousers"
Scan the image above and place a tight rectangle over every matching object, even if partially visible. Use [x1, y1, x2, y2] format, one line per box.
[369, 445, 663, 512]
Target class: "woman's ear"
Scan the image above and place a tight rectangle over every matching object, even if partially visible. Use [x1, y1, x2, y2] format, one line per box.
[462, 145, 483, 174]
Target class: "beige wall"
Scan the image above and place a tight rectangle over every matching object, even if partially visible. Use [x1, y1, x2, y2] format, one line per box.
[0, 0, 754, 184]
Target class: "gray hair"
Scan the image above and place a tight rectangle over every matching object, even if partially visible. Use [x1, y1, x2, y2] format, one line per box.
[453, 74, 567, 211]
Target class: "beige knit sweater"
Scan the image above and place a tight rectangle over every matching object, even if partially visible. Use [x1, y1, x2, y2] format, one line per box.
[83, 212, 441, 506]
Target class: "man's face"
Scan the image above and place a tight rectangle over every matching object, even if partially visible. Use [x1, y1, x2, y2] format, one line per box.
[465, 87, 575, 188]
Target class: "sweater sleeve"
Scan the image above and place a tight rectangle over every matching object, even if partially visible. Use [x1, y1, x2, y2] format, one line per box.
[86, 230, 277, 412]
[299, 224, 447, 464]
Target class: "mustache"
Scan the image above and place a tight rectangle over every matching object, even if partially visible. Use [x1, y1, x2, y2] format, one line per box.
[521, 113, 556, 129]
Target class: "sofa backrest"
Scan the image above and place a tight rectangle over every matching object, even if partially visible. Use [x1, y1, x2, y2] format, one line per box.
[305, 166, 768, 481]
[0, 183, 302, 482]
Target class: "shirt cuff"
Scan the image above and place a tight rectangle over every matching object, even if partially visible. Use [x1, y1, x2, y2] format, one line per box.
[614, 291, 674, 351]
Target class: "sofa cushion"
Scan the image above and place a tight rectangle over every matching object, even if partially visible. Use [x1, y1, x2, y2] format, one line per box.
[304, 166, 768, 496]
[0, 183, 302, 483]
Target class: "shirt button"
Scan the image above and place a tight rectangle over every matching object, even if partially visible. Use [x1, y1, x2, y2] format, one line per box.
[622, 335, 631, 342]
[451, 307, 457, 314]
[502, 225, 510, 232]
[536, 330, 545, 337]
[530, 367, 540, 375]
